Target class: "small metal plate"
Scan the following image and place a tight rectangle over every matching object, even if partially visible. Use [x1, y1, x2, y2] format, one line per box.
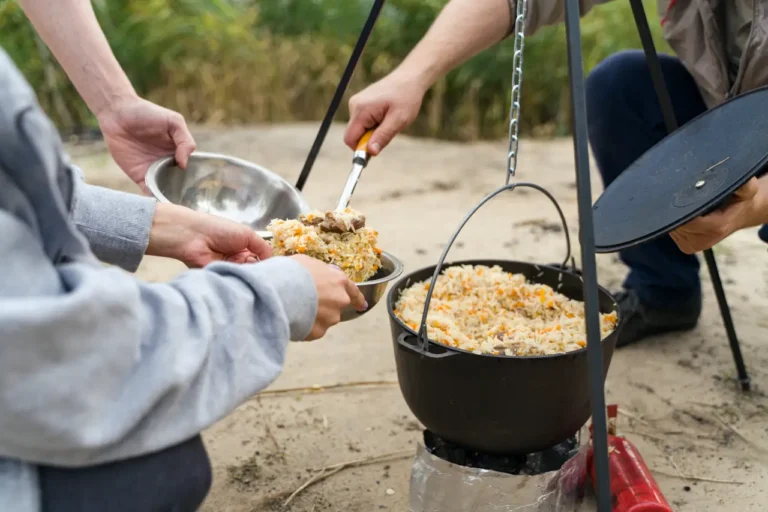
[593, 86, 768, 253]
[672, 161, 729, 208]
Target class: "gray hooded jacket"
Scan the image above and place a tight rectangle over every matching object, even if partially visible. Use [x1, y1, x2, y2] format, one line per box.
[0, 49, 318, 511]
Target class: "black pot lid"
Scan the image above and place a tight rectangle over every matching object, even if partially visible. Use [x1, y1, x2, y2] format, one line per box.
[593, 86, 768, 253]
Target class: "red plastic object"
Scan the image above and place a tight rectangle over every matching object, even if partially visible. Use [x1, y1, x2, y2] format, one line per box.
[587, 405, 672, 512]
[593, 435, 673, 511]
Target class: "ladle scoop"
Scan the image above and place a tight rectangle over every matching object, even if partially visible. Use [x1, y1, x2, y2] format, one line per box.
[299, 129, 375, 233]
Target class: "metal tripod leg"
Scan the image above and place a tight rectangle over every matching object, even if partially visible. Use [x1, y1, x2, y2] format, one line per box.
[702, 251, 751, 390]
[295, 0, 386, 192]
[629, 0, 750, 391]
[563, 0, 612, 510]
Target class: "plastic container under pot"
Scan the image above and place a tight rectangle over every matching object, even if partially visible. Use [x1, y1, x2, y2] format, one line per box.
[409, 436, 593, 512]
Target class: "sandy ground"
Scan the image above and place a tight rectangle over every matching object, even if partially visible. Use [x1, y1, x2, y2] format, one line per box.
[70, 124, 768, 511]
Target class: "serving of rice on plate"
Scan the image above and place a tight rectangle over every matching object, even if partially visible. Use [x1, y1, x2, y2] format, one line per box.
[267, 208, 382, 283]
[394, 264, 618, 356]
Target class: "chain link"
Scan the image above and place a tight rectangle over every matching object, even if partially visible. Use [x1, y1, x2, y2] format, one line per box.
[506, 0, 528, 184]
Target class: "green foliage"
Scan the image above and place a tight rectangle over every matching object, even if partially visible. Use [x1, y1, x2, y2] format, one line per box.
[0, 0, 670, 139]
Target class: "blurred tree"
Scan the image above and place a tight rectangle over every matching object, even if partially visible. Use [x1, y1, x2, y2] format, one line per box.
[0, 0, 670, 139]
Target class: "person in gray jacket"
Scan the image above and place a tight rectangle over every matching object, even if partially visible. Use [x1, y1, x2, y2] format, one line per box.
[2, 3, 366, 511]
[0, 48, 366, 511]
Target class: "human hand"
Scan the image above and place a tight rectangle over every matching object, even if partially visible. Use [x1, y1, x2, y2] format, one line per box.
[290, 255, 367, 341]
[97, 96, 196, 193]
[146, 203, 272, 267]
[670, 177, 767, 254]
[344, 71, 427, 156]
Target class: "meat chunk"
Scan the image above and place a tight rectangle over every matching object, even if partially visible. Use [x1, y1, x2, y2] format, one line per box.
[300, 208, 366, 233]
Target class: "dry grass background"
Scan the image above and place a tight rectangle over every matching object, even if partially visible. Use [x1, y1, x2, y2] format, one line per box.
[1, 0, 669, 140]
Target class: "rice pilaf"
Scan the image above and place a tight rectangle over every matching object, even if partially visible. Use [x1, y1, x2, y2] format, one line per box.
[267, 208, 382, 283]
[394, 264, 618, 356]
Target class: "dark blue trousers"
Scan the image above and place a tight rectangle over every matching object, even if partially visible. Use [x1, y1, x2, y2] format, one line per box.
[585, 50, 707, 308]
[38, 435, 212, 512]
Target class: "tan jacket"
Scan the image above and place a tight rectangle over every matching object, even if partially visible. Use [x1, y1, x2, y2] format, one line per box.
[519, 0, 768, 107]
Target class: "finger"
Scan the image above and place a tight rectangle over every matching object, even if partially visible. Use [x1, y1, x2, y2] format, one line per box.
[732, 177, 759, 201]
[681, 213, 724, 232]
[344, 117, 371, 151]
[168, 114, 197, 169]
[246, 232, 273, 260]
[670, 225, 702, 254]
[314, 305, 343, 332]
[305, 325, 323, 341]
[673, 238, 697, 255]
[696, 204, 727, 220]
[327, 309, 342, 327]
[669, 231, 693, 254]
[674, 218, 729, 254]
[137, 179, 150, 195]
[344, 278, 367, 312]
[327, 264, 364, 310]
[222, 246, 263, 265]
[367, 109, 410, 156]
[344, 97, 365, 149]
[223, 253, 250, 264]
[344, 103, 383, 151]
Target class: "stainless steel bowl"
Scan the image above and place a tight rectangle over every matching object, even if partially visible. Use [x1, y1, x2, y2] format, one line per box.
[145, 152, 310, 238]
[341, 251, 404, 322]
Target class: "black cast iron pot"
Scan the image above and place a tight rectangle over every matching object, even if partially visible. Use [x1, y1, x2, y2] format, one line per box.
[387, 259, 621, 455]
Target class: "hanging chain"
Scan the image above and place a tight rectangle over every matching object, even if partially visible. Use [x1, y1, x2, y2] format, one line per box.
[506, 0, 528, 184]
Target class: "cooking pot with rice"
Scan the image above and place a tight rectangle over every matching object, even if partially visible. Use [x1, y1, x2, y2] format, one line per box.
[387, 259, 621, 455]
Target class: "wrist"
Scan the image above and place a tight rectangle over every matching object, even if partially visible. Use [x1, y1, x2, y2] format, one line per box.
[93, 88, 140, 123]
[146, 203, 193, 259]
[392, 59, 439, 95]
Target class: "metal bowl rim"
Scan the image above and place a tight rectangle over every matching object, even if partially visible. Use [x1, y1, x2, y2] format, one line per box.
[358, 251, 404, 287]
[145, 151, 311, 240]
[145, 155, 176, 204]
[145, 151, 308, 206]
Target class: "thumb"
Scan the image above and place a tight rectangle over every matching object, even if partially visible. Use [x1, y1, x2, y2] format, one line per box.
[247, 231, 273, 260]
[168, 114, 197, 169]
[367, 110, 410, 156]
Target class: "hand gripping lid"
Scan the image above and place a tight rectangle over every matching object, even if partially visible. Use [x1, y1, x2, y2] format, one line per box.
[593, 86, 768, 253]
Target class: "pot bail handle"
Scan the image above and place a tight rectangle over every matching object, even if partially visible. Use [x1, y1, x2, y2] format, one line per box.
[417, 182, 572, 353]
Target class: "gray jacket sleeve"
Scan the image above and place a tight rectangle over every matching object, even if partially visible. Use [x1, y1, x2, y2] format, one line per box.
[0, 208, 318, 467]
[68, 165, 155, 273]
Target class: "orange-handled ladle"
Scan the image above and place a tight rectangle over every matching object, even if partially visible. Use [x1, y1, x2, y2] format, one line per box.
[336, 129, 375, 211]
